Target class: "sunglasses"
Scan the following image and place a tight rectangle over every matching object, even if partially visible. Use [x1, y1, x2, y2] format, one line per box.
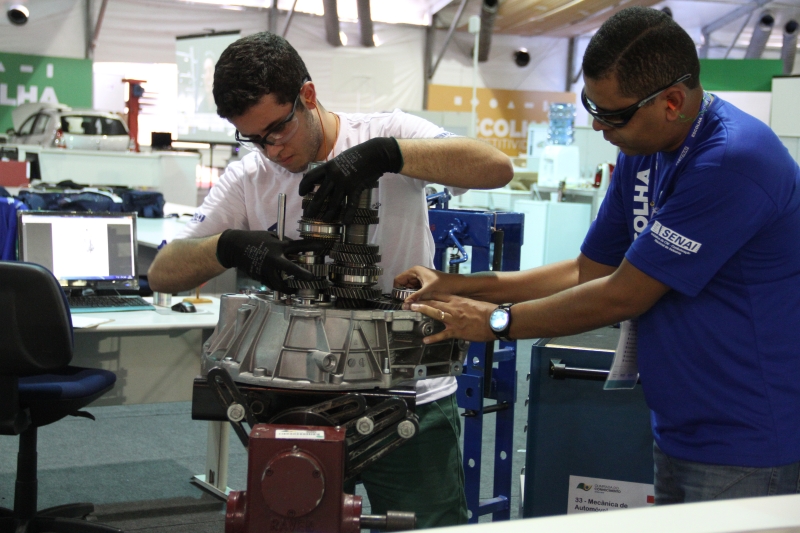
[235, 81, 307, 150]
[581, 74, 692, 128]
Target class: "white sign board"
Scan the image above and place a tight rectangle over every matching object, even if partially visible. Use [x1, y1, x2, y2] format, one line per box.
[567, 475, 654, 514]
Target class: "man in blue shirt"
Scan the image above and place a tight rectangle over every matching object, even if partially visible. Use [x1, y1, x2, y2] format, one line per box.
[395, 6, 800, 503]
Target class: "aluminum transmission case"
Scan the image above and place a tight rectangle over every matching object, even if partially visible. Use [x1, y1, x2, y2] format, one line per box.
[201, 292, 468, 391]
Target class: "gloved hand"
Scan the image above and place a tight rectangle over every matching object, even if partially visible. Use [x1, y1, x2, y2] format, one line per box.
[298, 137, 404, 223]
[216, 230, 328, 293]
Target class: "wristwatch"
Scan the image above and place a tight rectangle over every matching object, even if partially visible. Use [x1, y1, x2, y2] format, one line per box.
[489, 303, 514, 342]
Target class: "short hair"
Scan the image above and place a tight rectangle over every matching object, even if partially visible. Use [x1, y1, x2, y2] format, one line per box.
[213, 32, 310, 119]
[582, 7, 700, 100]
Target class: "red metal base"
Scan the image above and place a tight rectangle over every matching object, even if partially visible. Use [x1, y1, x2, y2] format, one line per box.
[225, 424, 362, 533]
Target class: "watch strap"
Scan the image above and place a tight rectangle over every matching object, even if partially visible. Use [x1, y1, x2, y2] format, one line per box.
[492, 303, 513, 342]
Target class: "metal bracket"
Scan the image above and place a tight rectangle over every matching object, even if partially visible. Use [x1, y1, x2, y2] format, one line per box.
[207, 368, 257, 448]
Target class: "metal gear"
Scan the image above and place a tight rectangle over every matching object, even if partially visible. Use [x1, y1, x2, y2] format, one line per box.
[329, 251, 382, 265]
[298, 238, 336, 254]
[285, 278, 332, 290]
[347, 214, 380, 225]
[354, 208, 379, 218]
[392, 287, 418, 301]
[372, 297, 403, 310]
[296, 263, 330, 277]
[330, 265, 384, 277]
[298, 219, 342, 237]
[325, 286, 382, 300]
[334, 298, 378, 309]
[299, 231, 342, 242]
[331, 242, 380, 255]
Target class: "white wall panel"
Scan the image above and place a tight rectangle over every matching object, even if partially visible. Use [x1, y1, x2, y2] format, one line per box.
[90, 1, 426, 113]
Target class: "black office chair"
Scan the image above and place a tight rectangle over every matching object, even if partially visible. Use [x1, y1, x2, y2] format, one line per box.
[0, 261, 122, 533]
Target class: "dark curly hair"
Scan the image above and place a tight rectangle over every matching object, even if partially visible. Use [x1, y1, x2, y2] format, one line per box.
[213, 32, 311, 119]
[582, 7, 700, 100]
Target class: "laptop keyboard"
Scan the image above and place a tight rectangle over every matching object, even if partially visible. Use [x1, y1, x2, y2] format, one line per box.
[68, 295, 153, 310]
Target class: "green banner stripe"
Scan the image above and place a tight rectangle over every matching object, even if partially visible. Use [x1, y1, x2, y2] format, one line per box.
[0, 52, 92, 134]
[699, 59, 783, 92]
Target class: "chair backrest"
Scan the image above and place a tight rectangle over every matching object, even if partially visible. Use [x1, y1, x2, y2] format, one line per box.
[0, 261, 72, 376]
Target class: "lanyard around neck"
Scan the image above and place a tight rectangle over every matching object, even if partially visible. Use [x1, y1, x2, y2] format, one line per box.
[653, 92, 712, 212]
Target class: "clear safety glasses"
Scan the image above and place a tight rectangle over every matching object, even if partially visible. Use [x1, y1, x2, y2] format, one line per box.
[234, 85, 305, 150]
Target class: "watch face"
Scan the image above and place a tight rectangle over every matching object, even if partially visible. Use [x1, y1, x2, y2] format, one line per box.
[489, 308, 509, 332]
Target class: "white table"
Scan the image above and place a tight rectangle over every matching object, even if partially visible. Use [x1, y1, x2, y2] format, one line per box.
[436, 493, 800, 533]
[71, 296, 219, 406]
[71, 297, 232, 498]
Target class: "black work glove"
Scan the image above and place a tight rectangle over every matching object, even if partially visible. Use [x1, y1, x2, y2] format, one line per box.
[216, 230, 328, 293]
[298, 137, 404, 223]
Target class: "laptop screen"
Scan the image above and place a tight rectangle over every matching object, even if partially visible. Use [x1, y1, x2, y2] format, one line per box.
[18, 211, 140, 291]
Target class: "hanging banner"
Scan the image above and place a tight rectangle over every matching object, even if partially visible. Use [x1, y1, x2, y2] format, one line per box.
[175, 31, 240, 144]
[0, 52, 93, 134]
[427, 84, 576, 157]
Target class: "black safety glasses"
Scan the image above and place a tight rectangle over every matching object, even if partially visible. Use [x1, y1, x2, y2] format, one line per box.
[581, 74, 692, 128]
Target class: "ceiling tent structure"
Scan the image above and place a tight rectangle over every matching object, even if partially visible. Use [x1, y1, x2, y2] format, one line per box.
[4, 0, 800, 65]
[429, 0, 800, 59]
[1, 0, 798, 118]
[97, 0, 800, 55]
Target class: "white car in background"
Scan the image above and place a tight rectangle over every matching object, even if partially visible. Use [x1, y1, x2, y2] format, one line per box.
[7, 103, 134, 151]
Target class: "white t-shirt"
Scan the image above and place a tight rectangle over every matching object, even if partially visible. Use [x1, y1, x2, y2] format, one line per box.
[179, 109, 458, 405]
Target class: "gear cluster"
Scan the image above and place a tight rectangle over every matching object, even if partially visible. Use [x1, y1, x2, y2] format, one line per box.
[289, 184, 411, 310]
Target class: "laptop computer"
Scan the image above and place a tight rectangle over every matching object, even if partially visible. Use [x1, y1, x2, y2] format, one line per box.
[17, 211, 155, 313]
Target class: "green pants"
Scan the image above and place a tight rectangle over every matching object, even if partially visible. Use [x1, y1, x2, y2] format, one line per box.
[346, 393, 468, 529]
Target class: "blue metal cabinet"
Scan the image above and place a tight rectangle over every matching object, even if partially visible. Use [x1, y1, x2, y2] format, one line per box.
[523, 336, 653, 518]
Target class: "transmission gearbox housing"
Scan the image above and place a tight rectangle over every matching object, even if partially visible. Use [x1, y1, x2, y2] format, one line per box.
[200, 292, 468, 391]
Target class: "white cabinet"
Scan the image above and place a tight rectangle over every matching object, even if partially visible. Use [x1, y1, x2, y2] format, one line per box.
[515, 200, 592, 271]
[771, 77, 800, 137]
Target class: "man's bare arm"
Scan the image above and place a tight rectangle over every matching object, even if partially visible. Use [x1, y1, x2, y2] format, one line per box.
[396, 137, 513, 189]
[409, 259, 670, 343]
[470, 254, 616, 303]
[506, 258, 669, 339]
[147, 235, 226, 293]
[398, 254, 617, 305]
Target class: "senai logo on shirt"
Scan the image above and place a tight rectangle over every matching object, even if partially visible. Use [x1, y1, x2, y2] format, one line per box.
[650, 221, 702, 254]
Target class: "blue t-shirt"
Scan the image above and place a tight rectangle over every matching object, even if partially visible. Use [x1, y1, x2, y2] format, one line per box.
[582, 96, 800, 467]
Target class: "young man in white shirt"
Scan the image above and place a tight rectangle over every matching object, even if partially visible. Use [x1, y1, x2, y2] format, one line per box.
[149, 32, 513, 527]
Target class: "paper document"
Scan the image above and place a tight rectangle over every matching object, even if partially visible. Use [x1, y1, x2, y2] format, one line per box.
[71, 316, 115, 329]
[604, 319, 639, 390]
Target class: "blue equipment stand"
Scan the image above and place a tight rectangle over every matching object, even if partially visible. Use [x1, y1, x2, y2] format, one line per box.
[428, 208, 524, 523]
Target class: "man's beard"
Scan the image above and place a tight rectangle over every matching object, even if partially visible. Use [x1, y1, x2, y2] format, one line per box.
[280, 108, 325, 173]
